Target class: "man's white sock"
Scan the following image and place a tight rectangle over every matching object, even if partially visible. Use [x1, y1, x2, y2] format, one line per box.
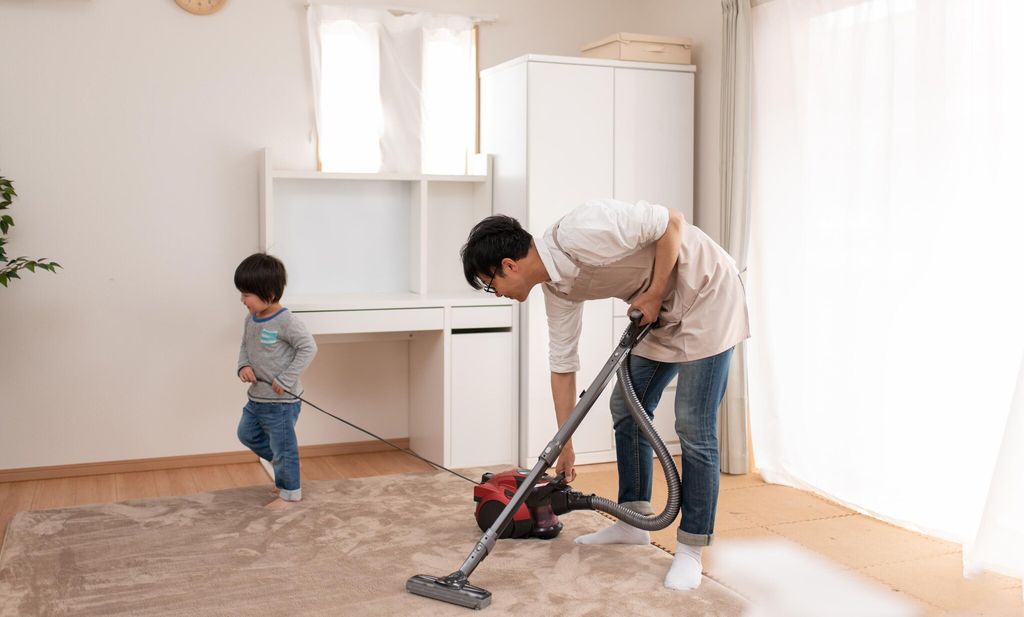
[664, 542, 703, 590]
[574, 520, 650, 545]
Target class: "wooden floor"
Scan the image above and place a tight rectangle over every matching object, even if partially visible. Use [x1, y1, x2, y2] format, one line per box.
[1, 452, 1021, 616]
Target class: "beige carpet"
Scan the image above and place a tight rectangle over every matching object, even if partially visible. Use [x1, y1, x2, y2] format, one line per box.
[0, 470, 746, 616]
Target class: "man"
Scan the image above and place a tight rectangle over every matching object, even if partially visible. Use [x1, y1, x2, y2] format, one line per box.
[460, 198, 749, 591]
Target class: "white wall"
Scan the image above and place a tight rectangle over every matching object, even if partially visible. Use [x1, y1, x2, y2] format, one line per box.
[633, 1, 725, 239]
[0, 0, 720, 469]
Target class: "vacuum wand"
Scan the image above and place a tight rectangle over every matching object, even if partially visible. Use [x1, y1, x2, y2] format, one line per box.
[406, 311, 654, 610]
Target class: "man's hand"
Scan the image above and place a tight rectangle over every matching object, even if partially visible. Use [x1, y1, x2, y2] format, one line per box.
[628, 207, 683, 326]
[628, 290, 662, 326]
[550, 371, 578, 482]
[238, 366, 256, 383]
[271, 380, 285, 395]
[556, 444, 577, 483]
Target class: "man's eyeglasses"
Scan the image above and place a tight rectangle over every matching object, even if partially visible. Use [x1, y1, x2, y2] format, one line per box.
[482, 269, 498, 294]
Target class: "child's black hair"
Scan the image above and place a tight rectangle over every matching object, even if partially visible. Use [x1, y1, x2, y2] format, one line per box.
[234, 253, 287, 303]
[460, 215, 533, 289]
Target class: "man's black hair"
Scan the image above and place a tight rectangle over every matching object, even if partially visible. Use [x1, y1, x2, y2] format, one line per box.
[234, 253, 287, 303]
[460, 215, 533, 289]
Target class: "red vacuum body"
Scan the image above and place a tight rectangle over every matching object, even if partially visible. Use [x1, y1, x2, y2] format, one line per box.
[473, 469, 565, 539]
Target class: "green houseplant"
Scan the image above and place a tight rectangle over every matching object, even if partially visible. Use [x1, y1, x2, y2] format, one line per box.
[0, 173, 61, 287]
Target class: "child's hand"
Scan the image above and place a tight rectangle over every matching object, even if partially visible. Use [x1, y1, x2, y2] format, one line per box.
[271, 380, 285, 395]
[238, 366, 256, 383]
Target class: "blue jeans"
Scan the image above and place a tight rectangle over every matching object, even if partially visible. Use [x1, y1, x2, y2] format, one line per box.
[237, 400, 302, 501]
[609, 347, 734, 546]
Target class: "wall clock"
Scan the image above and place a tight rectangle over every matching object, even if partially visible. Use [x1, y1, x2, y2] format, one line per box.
[175, 0, 227, 16]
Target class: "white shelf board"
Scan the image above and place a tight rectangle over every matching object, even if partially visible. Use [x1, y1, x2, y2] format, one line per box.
[272, 170, 488, 183]
[285, 290, 514, 313]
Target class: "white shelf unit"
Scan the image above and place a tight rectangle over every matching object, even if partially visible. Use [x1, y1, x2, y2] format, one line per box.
[482, 55, 693, 467]
[259, 148, 493, 296]
[257, 149, 518, 469]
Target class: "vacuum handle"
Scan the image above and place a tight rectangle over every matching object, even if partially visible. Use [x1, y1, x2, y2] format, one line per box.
[623, 309, 656, 349]
[629, 308, 661, 328]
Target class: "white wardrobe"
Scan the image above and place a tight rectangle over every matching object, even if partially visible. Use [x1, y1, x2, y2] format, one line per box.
[480, 54, 695, 466]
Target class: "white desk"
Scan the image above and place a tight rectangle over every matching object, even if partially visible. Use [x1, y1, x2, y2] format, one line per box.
[288, 292, 518, 469]
[259, 148, 513, 468]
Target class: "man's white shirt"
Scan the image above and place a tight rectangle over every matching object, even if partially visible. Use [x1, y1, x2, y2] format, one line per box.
[537, 198, 670, 373]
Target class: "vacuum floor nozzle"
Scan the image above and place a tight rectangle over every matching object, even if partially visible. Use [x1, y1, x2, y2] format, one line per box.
[406, 573, 492, 610]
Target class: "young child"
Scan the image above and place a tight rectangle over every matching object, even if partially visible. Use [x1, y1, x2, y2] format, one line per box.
[234, 253, 317, 508]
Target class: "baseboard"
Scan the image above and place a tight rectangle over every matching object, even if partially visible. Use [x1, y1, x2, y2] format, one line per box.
[297, 439, 409, 459]
[0, 438, 411, 483]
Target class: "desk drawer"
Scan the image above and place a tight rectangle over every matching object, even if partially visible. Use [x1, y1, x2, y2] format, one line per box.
[451, 305, 513, 330]
[297, 308, 444, 335]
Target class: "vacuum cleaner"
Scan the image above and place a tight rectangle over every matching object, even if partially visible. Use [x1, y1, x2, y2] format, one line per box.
[407, 311, 683, 609]
[473, 468, 571, 540]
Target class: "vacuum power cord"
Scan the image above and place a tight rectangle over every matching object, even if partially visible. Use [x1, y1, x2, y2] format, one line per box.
[252, 378, 477, 484]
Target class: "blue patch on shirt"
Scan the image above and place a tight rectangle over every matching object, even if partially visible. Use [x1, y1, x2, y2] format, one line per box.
[260, 328, 279, 346]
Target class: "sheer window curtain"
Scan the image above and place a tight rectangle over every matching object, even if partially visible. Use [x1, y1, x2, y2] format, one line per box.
[748, 0, 1024, 583]
[307, 6, 475, 174]
[967, 354, 1024, 587]
[718, 0, 753, 475]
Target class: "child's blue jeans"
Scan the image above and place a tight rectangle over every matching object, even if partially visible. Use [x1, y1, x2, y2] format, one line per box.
[608, 347, 734, 546]
[237, 400, 302, 501]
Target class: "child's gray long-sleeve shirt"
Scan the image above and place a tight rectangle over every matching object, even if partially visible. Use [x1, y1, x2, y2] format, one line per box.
[237, 308, 317, 402]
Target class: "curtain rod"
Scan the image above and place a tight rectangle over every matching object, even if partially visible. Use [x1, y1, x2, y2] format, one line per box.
[306, 2, 498, 24]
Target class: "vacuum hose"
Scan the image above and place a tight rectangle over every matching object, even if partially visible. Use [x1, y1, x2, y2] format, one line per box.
[586, 330, 682, 530]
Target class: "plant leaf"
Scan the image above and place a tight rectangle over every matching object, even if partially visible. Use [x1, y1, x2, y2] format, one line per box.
[0, 177, 61, 287]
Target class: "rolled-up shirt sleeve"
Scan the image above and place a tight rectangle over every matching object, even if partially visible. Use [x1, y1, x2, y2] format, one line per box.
[543, 285, 584, 373]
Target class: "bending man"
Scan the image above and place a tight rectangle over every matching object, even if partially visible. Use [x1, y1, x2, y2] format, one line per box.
[460, 198, 749, 591]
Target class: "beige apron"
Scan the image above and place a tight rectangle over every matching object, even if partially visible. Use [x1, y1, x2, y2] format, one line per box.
[549, 220, 749, 363]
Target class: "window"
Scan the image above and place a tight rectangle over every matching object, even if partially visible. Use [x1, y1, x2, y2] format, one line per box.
[308, 6, 477, 175]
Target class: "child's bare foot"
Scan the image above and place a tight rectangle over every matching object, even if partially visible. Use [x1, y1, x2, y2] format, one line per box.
[265, 497, 296, 510]
[269, 487, 280, 496]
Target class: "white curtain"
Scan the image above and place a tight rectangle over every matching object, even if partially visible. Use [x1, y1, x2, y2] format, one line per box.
[718, 0, 754, 474]
[748, 0, 1024, 560]
[307, 6, 475, 174]
[966, 354, 1024, 587]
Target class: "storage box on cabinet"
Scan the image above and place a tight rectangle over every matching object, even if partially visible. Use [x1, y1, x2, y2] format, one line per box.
[581, 32, 693, 65]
